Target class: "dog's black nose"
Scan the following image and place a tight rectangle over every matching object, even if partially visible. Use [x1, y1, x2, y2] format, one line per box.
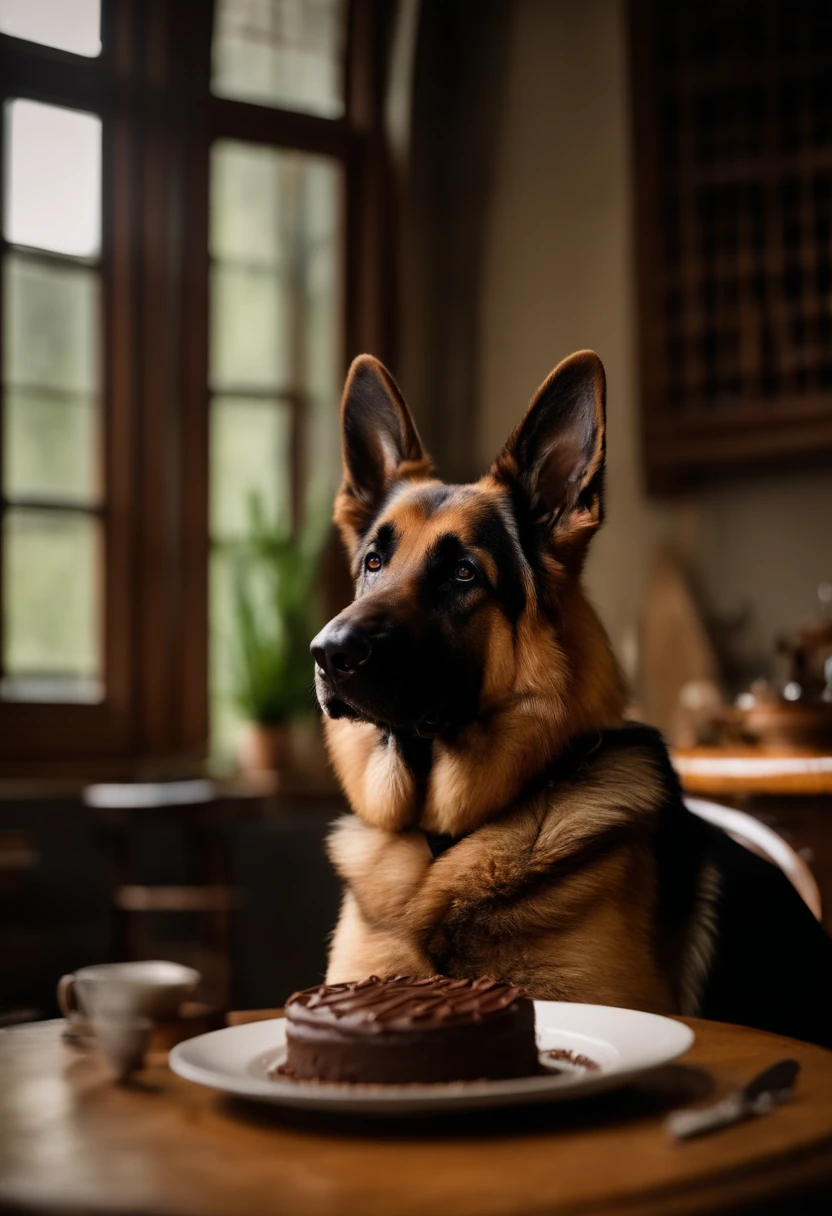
[311, 624, 372, 680]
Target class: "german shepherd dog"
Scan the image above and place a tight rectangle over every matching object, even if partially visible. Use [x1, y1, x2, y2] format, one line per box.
[312, 350, 832, 1046]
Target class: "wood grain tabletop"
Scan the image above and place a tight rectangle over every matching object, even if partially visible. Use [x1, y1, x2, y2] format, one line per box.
[1, 1015, 831, 1216]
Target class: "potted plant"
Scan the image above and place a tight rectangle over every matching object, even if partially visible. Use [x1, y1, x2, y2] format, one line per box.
[228, 492, 325, 776]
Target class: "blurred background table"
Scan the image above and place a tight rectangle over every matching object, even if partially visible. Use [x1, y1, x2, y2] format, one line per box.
[673, 746, 832, 938]
[0, 781, 345, 1026]
[673, 747, 832, 798]
[1, 1015, 831, 1216]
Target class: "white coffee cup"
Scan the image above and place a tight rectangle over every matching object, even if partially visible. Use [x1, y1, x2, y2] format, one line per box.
[57, 960, 199, 1030]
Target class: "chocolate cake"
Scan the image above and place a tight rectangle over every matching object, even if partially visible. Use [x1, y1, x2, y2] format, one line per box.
[281, 974, 538, 1084]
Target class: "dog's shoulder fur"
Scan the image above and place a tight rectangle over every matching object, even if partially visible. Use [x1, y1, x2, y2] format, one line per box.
[327, 721, 832, 1046]
[329, 726, 681, 1013]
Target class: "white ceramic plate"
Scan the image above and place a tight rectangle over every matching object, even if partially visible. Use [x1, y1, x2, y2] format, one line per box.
[169, 1002, 694, 1115]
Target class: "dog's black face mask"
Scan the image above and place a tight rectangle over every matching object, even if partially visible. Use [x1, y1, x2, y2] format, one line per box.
[311, 484, 502, 738]
[313, 353, 606, 738]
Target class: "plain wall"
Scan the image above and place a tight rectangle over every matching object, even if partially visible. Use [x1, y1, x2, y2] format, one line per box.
[477, 0, 832, 689]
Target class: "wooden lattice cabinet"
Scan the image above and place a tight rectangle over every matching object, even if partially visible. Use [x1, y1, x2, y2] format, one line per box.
[630, 0, 832, 492]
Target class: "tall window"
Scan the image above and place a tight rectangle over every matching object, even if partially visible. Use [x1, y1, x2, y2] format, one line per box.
[0, 0, 136, 773]
[212, 0, 346, 117]
[208, 0, 346, 756]
[0, 0, 392, 775]
[2, 97, 103, 703]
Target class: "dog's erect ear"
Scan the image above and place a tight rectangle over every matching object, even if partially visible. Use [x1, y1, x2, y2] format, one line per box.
[335, 355, 431, 553]
[491, 350, 606, 567]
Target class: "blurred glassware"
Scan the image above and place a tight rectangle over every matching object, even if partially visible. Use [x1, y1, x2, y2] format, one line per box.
[823, 657, 832, 704]
[731, 590, 832, 747]
[57, 960, 200, 1032]
[776, 583, 832, 704]
[91, 1016, 153, 1082]
[674, 679, 726, 748]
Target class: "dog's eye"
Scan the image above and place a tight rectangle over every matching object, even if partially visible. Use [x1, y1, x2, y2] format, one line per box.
[453, 560, 477, 583]
[365, 553, 382, 572]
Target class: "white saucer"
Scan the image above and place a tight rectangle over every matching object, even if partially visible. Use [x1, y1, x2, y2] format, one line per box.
[169, 1001, 694, 1115]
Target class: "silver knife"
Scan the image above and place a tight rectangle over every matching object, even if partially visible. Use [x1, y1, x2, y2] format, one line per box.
[666, 1058, 800, 1140]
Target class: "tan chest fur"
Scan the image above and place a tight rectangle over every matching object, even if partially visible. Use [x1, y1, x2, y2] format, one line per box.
[326, 744, 678, 1015]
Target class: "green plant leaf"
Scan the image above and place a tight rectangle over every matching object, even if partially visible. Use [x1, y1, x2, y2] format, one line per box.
[227, 490, 326, 724]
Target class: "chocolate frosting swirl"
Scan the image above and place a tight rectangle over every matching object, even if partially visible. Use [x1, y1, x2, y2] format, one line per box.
[286, 975, 528, 1034]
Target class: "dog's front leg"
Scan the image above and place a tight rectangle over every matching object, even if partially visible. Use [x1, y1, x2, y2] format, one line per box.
[326, 891, 433, 983]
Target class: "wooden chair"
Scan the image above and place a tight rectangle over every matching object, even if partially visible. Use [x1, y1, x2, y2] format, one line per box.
[83, 779, 271, 1009]
[684, 796, 823, 922]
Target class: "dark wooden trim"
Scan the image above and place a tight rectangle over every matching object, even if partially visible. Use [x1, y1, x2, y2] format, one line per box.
[134, 0, 179, 758]
[0, 702, 122, 764]
[0, 242, 100, 271]
[344, 136, 392, 364]
[645, 440, 832, 494]
[98, 74, 135, 753]
[209, 96, 351, 158]
[343, 0, 397, 367]
[0, 39, 109, 110]
[0, 89, 5, 687]
[206, 387, 306, 404]
[0, 499, 105, 513]
[644, 399, 832, 491]
[0, 746, 192, 781]
[174, 0, 212, 757]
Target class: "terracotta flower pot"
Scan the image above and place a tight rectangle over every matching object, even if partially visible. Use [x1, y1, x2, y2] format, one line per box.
[237, 722, 290, 776]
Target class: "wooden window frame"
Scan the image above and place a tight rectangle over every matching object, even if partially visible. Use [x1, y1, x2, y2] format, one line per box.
[0, 0, 394, 779]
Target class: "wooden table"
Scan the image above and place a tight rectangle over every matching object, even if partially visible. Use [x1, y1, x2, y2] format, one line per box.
[2, 1016, 832, 1216]
[672, 745, 832, 937]
[672, 745, 832, 798]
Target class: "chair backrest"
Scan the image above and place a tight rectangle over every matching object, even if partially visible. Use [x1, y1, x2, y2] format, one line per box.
[83, 780, 216, 809]
[684, 796, 823, 922]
